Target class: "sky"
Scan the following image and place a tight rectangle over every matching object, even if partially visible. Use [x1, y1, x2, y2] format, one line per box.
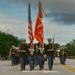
[0, 0, 75, 45]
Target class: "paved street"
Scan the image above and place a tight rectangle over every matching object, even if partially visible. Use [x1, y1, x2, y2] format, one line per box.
[0, 58, 75, 75]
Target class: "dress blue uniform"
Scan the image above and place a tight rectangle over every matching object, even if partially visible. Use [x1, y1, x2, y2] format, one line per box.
[37, 42, 46, 69]
[19, 39, 28, 71]
[46, 38, 55, 70]
[35, 45, 43, 70]
[28, 48, 35, 70]
[11, 46, 16, 66]
[39, 48, 45, 69]
[59, 46, 67, 65]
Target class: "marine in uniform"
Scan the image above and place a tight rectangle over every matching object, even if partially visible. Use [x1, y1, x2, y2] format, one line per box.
[19, 39, 28, 71]
[46, 38, 55, 70]
[59, 47, 63, 64]
[15, 47, 20, 65]
[28, 45, 35, 70]
[64, 46, 67, 64]
[11, 46, 16, 66]
[37, 42, 45, 69]
[35, 45, 43, 70]
[59, 45, 67, 65]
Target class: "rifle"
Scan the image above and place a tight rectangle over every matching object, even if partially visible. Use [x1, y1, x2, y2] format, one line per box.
[52, 35, 55, 50]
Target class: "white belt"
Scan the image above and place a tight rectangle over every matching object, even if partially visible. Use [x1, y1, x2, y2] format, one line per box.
[20, 50, 26, 52]
[47, 49, 52, 51]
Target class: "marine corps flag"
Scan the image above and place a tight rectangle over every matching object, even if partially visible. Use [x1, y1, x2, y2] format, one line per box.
[28, 3, 34, 46]
[34, 1, 44, 45]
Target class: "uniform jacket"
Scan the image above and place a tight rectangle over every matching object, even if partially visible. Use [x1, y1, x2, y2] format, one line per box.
[46, 43, 54, 56]
[19, 44, 28, 58]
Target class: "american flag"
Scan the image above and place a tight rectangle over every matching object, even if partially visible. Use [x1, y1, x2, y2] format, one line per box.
[28, 4, 34, 46]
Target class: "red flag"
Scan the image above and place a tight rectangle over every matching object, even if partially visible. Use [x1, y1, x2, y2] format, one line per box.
[34, 12, 44, 45]
[34, 1, 44, 45]
[28, 4, 34, 46]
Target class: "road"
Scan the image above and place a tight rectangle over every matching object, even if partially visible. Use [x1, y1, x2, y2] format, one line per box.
[0, 58, 75, 75]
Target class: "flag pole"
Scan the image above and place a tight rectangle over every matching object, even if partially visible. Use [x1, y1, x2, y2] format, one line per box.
[52, 34, 55, 50]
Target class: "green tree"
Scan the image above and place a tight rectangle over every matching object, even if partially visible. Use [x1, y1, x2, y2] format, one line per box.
[54, 43, 60, 50]
[66, 39, 75, 56]
[0, 43, 10, 59]
[0, 31, 20, 59]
